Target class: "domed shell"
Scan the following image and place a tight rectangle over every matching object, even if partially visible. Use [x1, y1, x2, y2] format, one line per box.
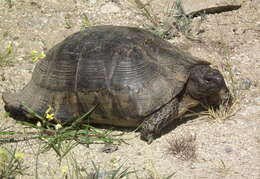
[3, 26, 209, 126]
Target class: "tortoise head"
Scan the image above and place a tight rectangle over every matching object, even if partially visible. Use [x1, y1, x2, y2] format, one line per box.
[186, 65, 232, 107]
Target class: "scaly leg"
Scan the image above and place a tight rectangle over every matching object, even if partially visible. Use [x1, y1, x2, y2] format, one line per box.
[140, 98, 179, 144]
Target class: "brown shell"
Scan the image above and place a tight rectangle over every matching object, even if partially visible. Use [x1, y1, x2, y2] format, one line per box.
[3, 26, 209, 126]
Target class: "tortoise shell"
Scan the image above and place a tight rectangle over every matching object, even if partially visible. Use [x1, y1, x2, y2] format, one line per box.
[3, 26, 209, 126]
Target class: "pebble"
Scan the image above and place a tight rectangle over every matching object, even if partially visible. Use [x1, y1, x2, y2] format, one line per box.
[99, 143, 118, 153]
[224, 146, 233, 153]
[231, 66, 241, 75]
[240, 79, 252, 90]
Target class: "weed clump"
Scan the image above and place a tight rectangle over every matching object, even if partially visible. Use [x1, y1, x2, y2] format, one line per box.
[81, 13, 92, 29]
[130, 0, 204, 39]
[19, 104, 119, 160]
[167, 133, 197, 160]
[0, 41, 15, 67]
[87, 161, 135, 179]
[0, 147, 27, 178]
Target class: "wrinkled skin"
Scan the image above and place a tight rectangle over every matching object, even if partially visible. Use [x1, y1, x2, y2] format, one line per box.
[187, 65, 231, 107]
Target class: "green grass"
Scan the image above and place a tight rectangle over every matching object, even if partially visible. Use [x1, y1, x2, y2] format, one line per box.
[0, 41, 15, 67]
[29, 50, 46, 63]
[22, 105, 120, 160]
[129, 0, 170, 38]
[0, 104, 124, 178]
[54, 152, 138, 178]
[1, 104, 120, 160]
[88, 161, 136, 179]
[64, 16, 72, 29]
[169, 0, 192, 36]
[81, 13, 92, 29]
[0, 102, 177, 178]
[144, 25, 174, 39]
[0, 146, 27, 178]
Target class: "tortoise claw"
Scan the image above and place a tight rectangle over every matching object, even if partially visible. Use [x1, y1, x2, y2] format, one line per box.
[146, 135, 154, 144]
[140, 129, 154, 144]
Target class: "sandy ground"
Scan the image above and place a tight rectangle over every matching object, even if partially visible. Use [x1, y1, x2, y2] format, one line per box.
[0, 0, 259, 178]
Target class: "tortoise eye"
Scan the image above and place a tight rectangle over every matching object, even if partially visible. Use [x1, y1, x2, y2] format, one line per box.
[205, 76, 216, 83]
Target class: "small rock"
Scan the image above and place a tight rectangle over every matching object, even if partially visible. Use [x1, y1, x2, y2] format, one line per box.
[100, 2, 120, 14]
[13, 36, 19, 41]
[255, 97, 260, 105]
[224, 146, 233, 153]
[1, 73, 5, 81]
[240, 79, 252, 90]
[137, 152, 142, 155]
[30, 1, 41, 8]
[256, 137, 260, 144]
[150, 0, 242, 17]
[99, 143, 118, 153]
[231, 66, 241, 75]
[182, 0, 242, 16]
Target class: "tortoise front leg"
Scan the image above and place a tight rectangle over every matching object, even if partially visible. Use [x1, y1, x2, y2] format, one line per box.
[140, 98, 179, 144]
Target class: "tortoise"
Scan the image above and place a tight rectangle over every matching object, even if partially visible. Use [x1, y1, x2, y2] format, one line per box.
[2, 25, 231, 143]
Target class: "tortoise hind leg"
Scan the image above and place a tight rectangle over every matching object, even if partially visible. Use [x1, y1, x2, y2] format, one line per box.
[140, 98, 179, 144]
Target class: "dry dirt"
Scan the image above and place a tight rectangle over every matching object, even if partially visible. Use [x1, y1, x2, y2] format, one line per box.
[0, 0, 260, 178]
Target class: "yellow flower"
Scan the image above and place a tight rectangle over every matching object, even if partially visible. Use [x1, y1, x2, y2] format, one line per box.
[45, 105, 55, 121]
[14, 152, 24, 160]
[46, 113, 54, 121]
[61, 165, 69, 174]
